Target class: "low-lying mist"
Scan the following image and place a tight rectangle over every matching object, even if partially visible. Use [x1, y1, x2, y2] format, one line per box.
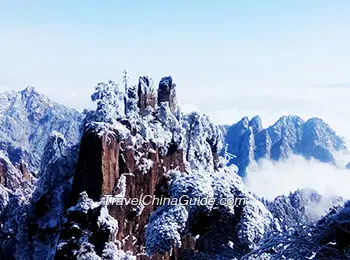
[245, 154, 350, 200]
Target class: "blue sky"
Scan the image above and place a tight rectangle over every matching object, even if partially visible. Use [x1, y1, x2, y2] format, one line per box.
[1, 1, 350, 130]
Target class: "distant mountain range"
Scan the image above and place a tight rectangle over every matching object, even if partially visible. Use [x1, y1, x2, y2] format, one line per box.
[221, 115, 346, 176]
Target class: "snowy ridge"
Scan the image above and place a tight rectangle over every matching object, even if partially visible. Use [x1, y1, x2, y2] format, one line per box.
[222, 115, 346, 176]
[246, 200, 350, 259]
[146, 166, 276, 259]
[0, 132, 79, 259]
[264, 188, 343, 229]
[0, 87, 83, 258]
[83, 74, 221, 172]
[0, 86, 83, 174]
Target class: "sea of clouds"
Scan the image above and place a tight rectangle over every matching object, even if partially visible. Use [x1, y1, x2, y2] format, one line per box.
[245, 154, 350, 200]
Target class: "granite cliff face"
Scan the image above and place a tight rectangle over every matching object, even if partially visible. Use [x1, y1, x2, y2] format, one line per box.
[222, 115, 346, 176]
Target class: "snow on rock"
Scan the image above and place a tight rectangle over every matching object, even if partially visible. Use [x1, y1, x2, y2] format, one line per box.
[125, 83, 139, 117]
[0, 131, 79, 259]
[68, 191, 99, 214]
[85, 77, 183, 159]
[264, 188, 343, 229]
[0, 151, 35, 197]
[214, 167, 275, 252]
[0, 151, 36, 228]
[0, 87, 82, 174]
[56, 192, 121, 259]
[156, 102, 183, 148]
[91, 80, 125, 123]
[168, 170, 215, 215]
[301, 117, 346, 162]
[69, 74, 277, 259]
[84, 75, 222, 174]
[146, 166, 275, 258]
[222, 115, 347, 176]
[236, 196, 275, 251]
[137, 76, 156, 116]
[102, 242, 136, 260]
[146, 205, 189, 256]
[247, 200, 350, 259]
[0, 185, 9, 216]
[98, 206, 119, 242]
[39, 130, 67, 174]
[158, 76, 180, 118]
[182, 112, 223, 171]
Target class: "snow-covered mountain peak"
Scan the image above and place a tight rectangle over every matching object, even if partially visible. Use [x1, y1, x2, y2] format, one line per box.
[249, 115, 263, 134]
[21, 85, 35, 96]
[223, 115, 346, 176]
[0, 87, 83, 173]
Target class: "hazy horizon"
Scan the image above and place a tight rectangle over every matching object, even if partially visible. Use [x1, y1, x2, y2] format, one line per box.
[1, 1, 350, 136]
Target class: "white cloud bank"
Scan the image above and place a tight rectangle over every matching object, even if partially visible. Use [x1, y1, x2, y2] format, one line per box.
[245, 154, 350, 200]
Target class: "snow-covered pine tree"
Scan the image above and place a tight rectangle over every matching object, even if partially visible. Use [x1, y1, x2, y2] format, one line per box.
[122, 69, 129, 91]
[91, 80, 125, 123]
[122, 69, 139, 117]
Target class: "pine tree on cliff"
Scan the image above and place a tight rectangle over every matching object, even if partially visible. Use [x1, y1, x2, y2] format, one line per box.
[122, 69, 129, 91]
[122, 69, 139, 117]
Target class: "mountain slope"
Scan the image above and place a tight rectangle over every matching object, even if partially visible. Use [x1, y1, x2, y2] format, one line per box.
[222, 115, 346, 176]
[0, 86, 83, 173]
[0, 87, 84, 237]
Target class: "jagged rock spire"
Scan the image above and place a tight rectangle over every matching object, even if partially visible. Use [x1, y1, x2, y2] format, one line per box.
[158, 76, 179, 116]
[137, 76, 156, 115]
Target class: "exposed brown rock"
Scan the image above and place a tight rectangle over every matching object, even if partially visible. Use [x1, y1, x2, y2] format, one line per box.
[17, 162, 32, 181]
[70, 122, 185, 257]
[70, 130, 122, 202]
[0, 157, 34, 189]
